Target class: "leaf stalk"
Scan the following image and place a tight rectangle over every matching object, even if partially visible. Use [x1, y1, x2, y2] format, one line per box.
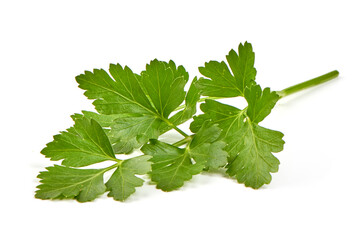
[276, 70, 339, 98]
[161, 117, 189, 137]
[173, 135, 193, 147]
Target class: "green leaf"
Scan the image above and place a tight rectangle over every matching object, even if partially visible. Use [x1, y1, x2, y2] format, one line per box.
[35, 165, 107, 202]
[244, 84, 279, 123]
[191, 91, 284, 188]
[41, 116, 116, 167]
[196, 42, 256, 97]
[190, 99, 243, 136]
[168, 77, 200, 127]
[73, 111, 143, 154]
[76, 75, 200, 154]
[226, 122, 284, 188]
[72, 111, 121, 127]
[226, 42, 256, 93]
[38, 113, 154, 202]
[142, 141, 193, 191]
[76, 60, 192, 153]
[141, 123, 227, 191]
[106, 155, 151, 201]
[36, 154, 152, 202]
[197, 61, 241, 97]
[190, 122, 228, 169]
[141, 59, 187, 118]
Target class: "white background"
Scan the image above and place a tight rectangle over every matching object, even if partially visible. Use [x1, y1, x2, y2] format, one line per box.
[1, 0, 359, 239]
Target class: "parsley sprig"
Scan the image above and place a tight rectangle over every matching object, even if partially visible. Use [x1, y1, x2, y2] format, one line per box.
[36, 42, 339, 201]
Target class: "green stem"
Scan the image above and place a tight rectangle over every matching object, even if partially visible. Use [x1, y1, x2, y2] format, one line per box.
[172, 125, 189, 137]
[162, 117, 189, 137]
[173, 135, 193, 147]
[174, 96, 225, 111]
[101, 161, 122, 173]
[276, 70, 339, 98]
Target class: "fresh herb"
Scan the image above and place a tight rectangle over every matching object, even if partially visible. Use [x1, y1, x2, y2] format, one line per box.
[36, 42, 339, 201]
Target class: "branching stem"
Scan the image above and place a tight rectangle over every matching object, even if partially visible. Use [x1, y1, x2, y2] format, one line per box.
[173, 135, 193, 147]
[169, 70, 339, 146]
[162, 117, 189, 137]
